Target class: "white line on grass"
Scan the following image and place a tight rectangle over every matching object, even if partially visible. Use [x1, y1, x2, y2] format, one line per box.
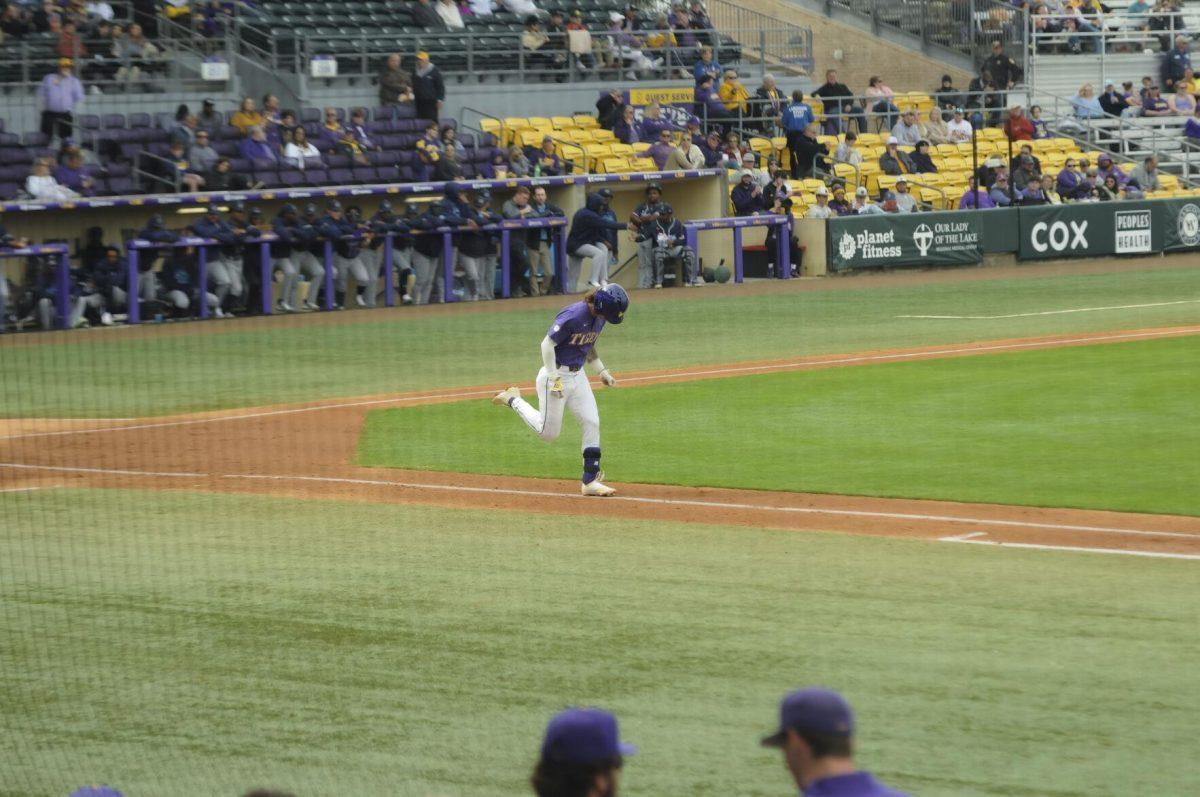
[2, 463, 1197, 550]
[940, 537, 1200, 560]
[226, 473, 1200, 540]
[940, 531, 988, 541]
[3, 326, 1199, 442]
[0, 485, 48, 493]
[897, 299, 1200, 320]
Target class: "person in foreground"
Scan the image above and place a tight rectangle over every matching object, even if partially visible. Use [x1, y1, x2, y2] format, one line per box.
[493, 285, 629, 497]
[762, 687, 910, 797]
[531, 707, 635, 797]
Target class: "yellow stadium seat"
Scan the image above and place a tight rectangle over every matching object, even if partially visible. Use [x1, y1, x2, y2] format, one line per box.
[551, 116, 576, 130]
[857, 133, 882, 146]
[591, 128, 616, 143]
[527, 116, 552, 129]
[600, 157, 627, 174]
[630, 142, 651, 155]
[573, 114, 599, 128]
[771, 136, 787, 153]
[610, 143, 634, 158]
[630, 157, 658, 173]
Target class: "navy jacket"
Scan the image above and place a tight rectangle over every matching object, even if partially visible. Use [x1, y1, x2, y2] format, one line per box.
[566, 193, 628, 253]
[731, 182, 766, 216]
[317, 214, 364, 259]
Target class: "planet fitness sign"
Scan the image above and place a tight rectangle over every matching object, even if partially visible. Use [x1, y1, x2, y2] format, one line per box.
[827, 211, 983, 271]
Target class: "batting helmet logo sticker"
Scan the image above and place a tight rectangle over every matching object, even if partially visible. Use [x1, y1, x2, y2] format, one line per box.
[1177, 203, 1200, 247]
[838, 232, 857, 260]
[913, 224, 934, 257]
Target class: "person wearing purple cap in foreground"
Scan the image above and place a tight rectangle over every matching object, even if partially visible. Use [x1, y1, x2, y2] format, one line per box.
[762, 688, 910, 797]
[531, 707, 636, 797]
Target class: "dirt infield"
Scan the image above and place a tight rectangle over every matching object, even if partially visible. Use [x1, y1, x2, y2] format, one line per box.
[3, 323, 1199, 560]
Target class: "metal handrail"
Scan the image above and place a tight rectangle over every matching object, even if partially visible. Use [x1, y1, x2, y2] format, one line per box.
[134, 150, 182, 193]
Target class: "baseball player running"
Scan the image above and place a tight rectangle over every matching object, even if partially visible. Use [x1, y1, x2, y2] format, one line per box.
[492, 285, 629, 496]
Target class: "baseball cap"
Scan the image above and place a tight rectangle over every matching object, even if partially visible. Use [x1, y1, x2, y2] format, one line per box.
[59, 57, 73, 67]
[659, 202, 673, 214]
[609, 10, 623, 21]
[815, 186, 828, 196]
[416, 50, 430, 60]
[742, 152, 756, 162]
[205, 203, 221, 214]
[202, 98, 215, 107]
[761, 688, 855, 747]
[855, 186, 868, 197]
[886, 136, 899, 145]
[687, 115, 701, 127]
[70, 788, 123, 797]
[645, 182, 662, 193]
[541, 708, 637, 765]
[597, 187, 613, 199]
[327, 199, 343, 211]
[896, 176, 907, 183]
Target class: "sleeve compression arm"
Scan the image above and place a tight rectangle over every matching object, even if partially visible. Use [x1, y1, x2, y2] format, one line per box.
[585, 349, 608, 377]
[540, 335, 557, 374]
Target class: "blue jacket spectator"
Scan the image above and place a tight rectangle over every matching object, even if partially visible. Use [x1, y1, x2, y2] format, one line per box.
[958, 180, 996, 208]
[566, 192, 630, 253]
[730, 171, 767, 215]
[781, 94, 814, 132]
[692, 47, 721, 84]
[611, 106, 642, 144]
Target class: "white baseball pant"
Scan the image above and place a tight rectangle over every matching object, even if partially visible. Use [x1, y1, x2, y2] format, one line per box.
[510, 365, 600, 451]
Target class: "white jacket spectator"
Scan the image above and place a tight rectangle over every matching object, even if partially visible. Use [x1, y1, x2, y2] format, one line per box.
[947, 111, 973, 142]
[834, 139, 862, 165]
[85, 1, 115, 21]
[502, 0, 542, 17]
[436, 0, 466, 29]
[26, 159, 79, 201]
[283, 128, 320, 169]
[467, 0, 495, 15]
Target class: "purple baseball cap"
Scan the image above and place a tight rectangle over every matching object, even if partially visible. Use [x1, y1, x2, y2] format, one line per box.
[70, 787, 123, 797]
[761, 688, 855, 747]
[541, 708, 637, 765]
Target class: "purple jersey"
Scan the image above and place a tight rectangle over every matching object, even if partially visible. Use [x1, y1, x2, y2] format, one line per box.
[547, 301, 605, 368]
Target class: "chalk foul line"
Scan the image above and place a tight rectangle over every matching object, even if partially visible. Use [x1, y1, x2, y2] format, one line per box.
[3, 325, 1199, 442]
[897, 299, 1200, 320]
[939, 537, 1200, 561]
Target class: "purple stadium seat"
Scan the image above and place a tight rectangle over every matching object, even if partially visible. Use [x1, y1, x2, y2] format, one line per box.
[0, 148, 30, 165]
[415, 118, 435, 130]
[120, 143, 141, 161]
[301, 108, 320, 124]
[367, 120, 389, 134]
[458, 133, 475, 147]
[313, 138, 334, 153]
[460, 164, 476, 178]
[251, 157, 278, 172]
[102, 114, 126, 129]
[395, 151, 414, 166]
[0, 132, 18, 147]
[0, 119, 4, 132]
[327, 168, 353, 185]
[216, 124, 240, 140]
[367, 151, 392, 166]
[79, 114, 101, 131]
[0, 165, 25, 180]
[129, 113, 152, 128]
[229, 158, 250, 173]
[394, 119, 419, 132]
[325, 154, 351, 169]
[441, 118, 457, 130]
[214, 141, 238, 156]
[378, 134, 403, 150]
[154, 112, 173, 129]
[472, 148, 490, 163]
[107, 177, 133, 195]
[303, 156, 324, 170]
[255, 171, 280, 187]
[304, 168, 328, 185]
[32, 148, 55, 159]
[22, 132, 49, 147]
[480, 133, 498, 147]
[0, 183, 19, 199]
[148, 143, 171, 157]
[278, 170, 304, 188]
[394, 104, 416, 119]
[398, 166, 414, 181]
[107, 162, 131, 177]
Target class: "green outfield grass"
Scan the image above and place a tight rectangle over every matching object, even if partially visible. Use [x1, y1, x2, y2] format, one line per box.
[358, 336, 1200, 516]
[2, 266, 1198, 418]
[2, 488, 1197, 797]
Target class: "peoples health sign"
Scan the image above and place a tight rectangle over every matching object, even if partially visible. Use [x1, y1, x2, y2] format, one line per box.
[828, 211, 983, 271]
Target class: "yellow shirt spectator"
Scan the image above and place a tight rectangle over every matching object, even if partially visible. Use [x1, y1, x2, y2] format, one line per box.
[719, 72, 750, 113]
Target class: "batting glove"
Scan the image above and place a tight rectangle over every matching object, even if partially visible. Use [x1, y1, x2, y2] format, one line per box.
[600, 369, 616, 387]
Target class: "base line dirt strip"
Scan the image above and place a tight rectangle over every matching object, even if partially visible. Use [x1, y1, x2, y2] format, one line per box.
[3, 326, 1200, 559]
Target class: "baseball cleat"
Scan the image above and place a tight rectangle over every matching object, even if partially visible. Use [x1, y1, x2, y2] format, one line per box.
[581, 479, 616, 496]
[492, 386, 521, 406]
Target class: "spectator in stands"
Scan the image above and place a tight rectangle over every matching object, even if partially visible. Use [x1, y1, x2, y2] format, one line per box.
[1170, 82, 1196, 114]
[1118, 80, 1144, 114]
[39, 58, 84, 141]
[1072, 83, 1106, 118]
[1185, 103, 1200, 142]
[114, 23, 158, 83]
[412, 0, 443, 27]
[565, 9, 596, 72]
[524, 16, 566, 75]
[879, 137, 911, 175]
[805, 186, 833, 218]
[833, 130, 862, 165]
[723, 131, 751, 164]
[645, 13, 682, 75]
[718, 69, 750, 115]
[1, 4, 31, 38]
[1097, 174, 1121, 201]
[984, 41, 1021, 93]
[434, 144, 464, 180]
[647, 129, 675, 170]
[412, 51, 445, 122]
[692, 45, 721, 85]
[433, 125, 461, 160]
[1095, 154, 1125, 187]
[698, 129, 723, 167]
[1041, 173, 1062, 204]
[639, 102, 673, 139]
[812, 69, 865, 135]
[694, 75, 730, 121]
[415, 122, 442, 178]
[1012, 154, 1039, 192]
[731, 169, 766, 215]
[379, 54, 415, 108]
[608, 11, 660, 77]
[335, 129, 369, 166]
[502, 186, 539, 291]
[1003, 105, 1034, 140]
[436, 0, 465, 29]
[918, 108, 951, 145]
[1071, 166, 1101, 200]
[26, 157, 79, 200]
[828, 184, 851, 215]
[851, 185, 884, 215]
[57, 19, 87, 59]
[1129, 155, 1161, 191]
[891, 110, 922, 145]
[349, 109, 380, 152]
[966, 70, 1002, 127]
[532, 136, 565, 175]
[762, 168, 790, 206]
[204, 157, 251, 191]
[1141, 82, 1172, 115]
[909, 140, 937, 173]
[240, 125, 277, 164]
[1025, 104, 1050, 138]
[889, 178, 916, 212]
[262, 94, 283, 143]
[989, 173, 1013, 206]
[934, 74, 962, 112]
[51, 151, 95, 195]
[187, 128, 219, 173]
[231, 96, 264, 134]
[664, 138, 704, 169]
[320, 107, 345, 142]
[790, 123, 826, 179]
[596, 88, 625, 129]
[1164, 35, 1191, 92]
[1010, 142, 1041, 174]
[502, 144, 530, 177]
[781, 90, 815, 176]
[1099, 83, 1129, 116]
[612, 105, 642, 144]
[744, 152, 770, 187]
[865, 76, 900, 129]
[947, 106, 974, 141]
[1056, 156, 1082, 195]
[753, 74, 785, 128]
[171, 113, 199, 147]
[959, 175, 996, 208]
[283, 126, 319, 169]
[153, 140, 204, 192]
[197, 98, 222, 131]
